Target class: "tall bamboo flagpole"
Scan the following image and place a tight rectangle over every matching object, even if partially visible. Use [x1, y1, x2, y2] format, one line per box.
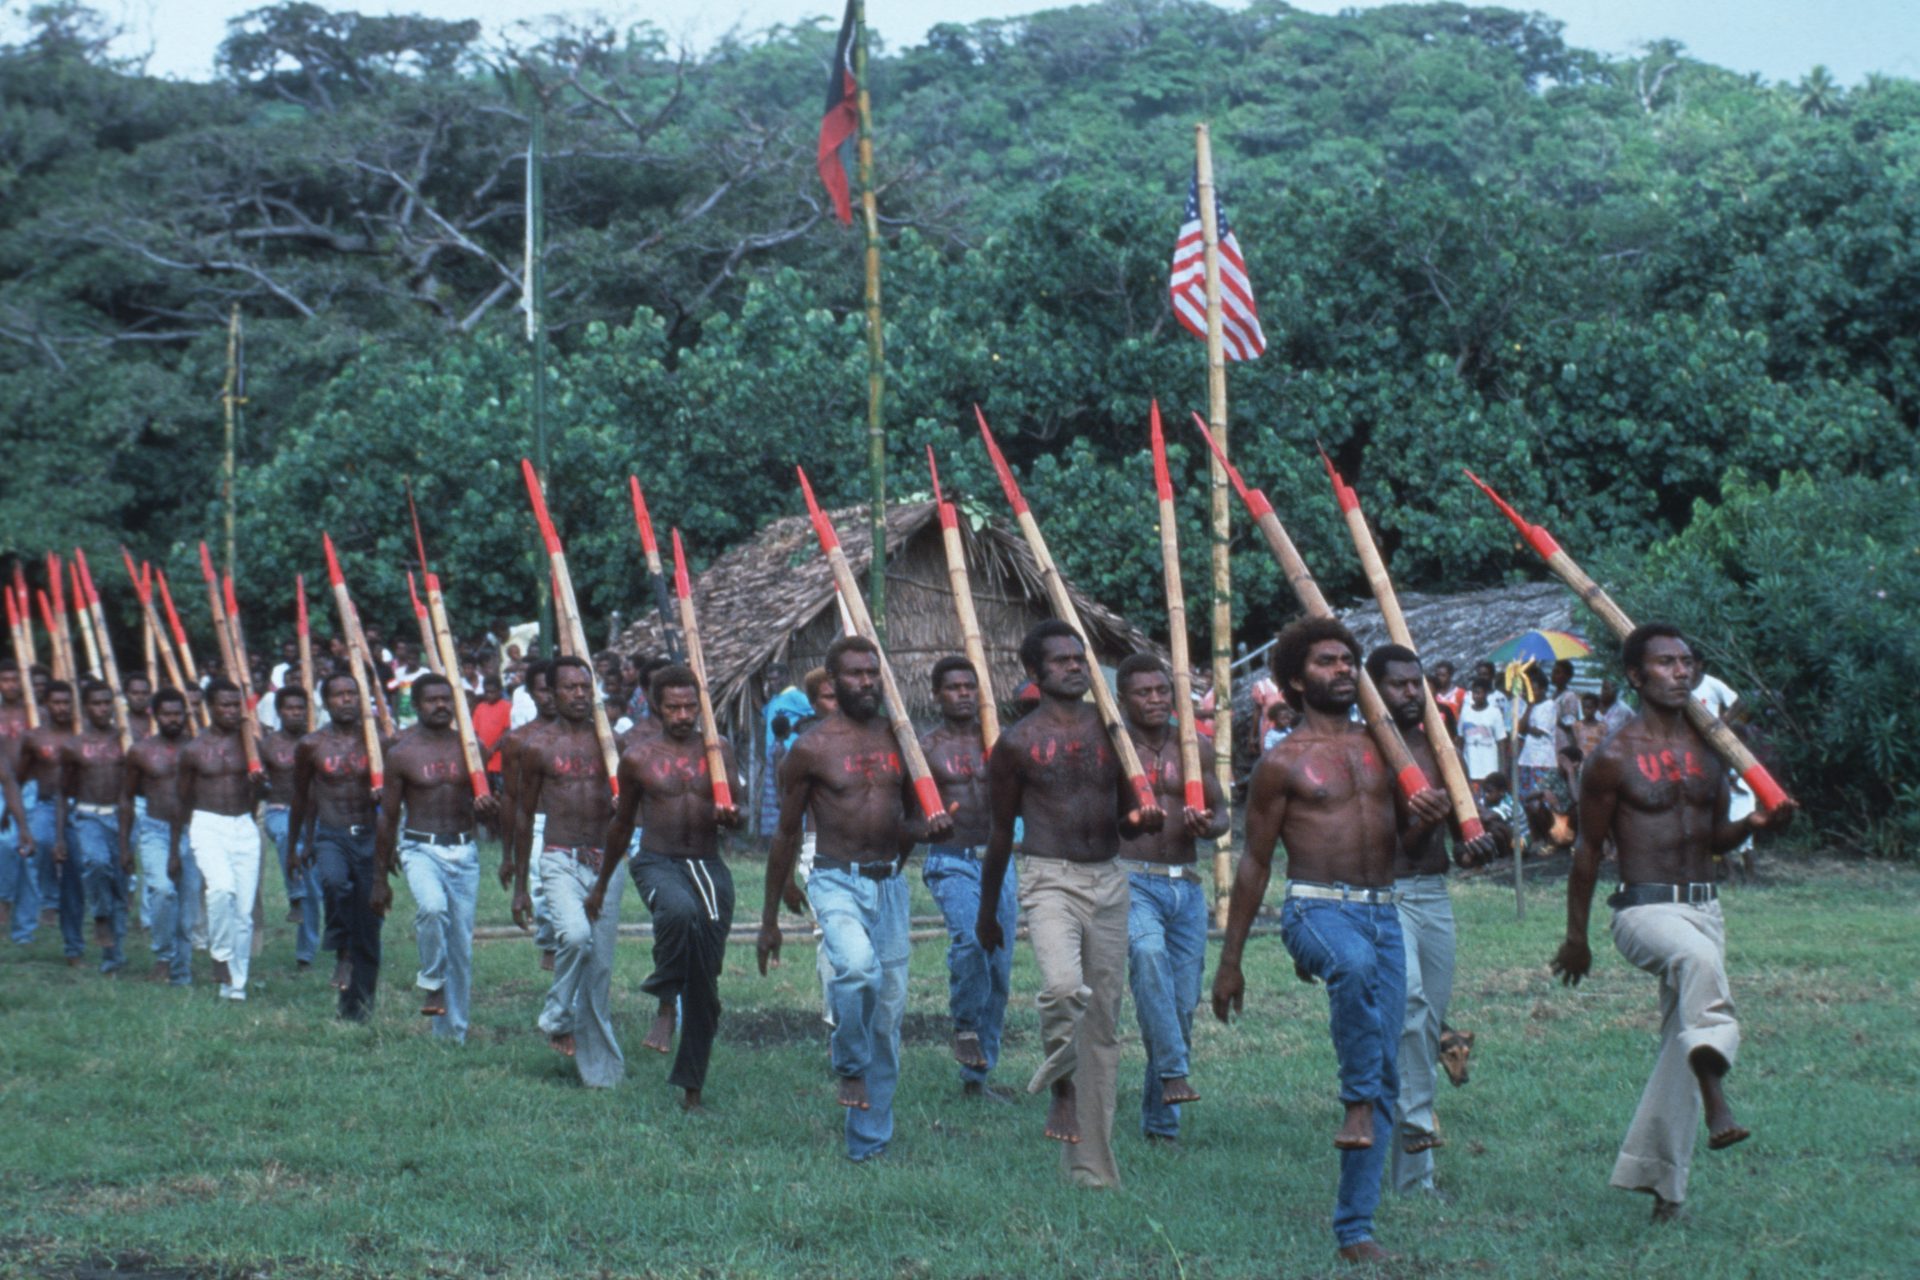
[853, 0, 887, 638]
[221, 306, 244, 579]
[1194, 124, 1236, 927]
[521, 83, 555, 659]
[926, 447, 999, 750]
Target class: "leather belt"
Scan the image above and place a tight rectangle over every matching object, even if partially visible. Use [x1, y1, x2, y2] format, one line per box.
[1121, 859, 1199, 880]
[403, 828, 474, 848]
[1285, 881, 1399, 906]
[814, 856, 901, 881]
[319, 822, 372, 838]
[1610, 881, 1718, 909]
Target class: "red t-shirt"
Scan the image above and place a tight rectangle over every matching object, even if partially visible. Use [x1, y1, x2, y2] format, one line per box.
[472, 699, 512, 771]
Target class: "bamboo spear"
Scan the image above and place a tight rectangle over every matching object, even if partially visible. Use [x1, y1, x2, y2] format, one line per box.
[796, 467, 945, 823]
[122, 553, 187, 701]
[47, 554, 76, 683]
[198, 547, 260, 775]
[69, 560, 102, 680]
[424, 573, 492, 801]
[71, 550, 130, 748]
[295, 574, 315, 700]
[11, 565, 37, 671]
[35, 591, 63, 684]
[974, 407, 1156, 812]
[1149, 403, 1207, 814]
[1319, 449, 1487, 845]
[670, 529, 736, 815]
[196, 543, 239, 683]
[407, 572, 445, 676]
[518, 460, 620, 796]
[926, 447, 999, 750]
[154, 568, 208, 728]
[5, 590, 39, 728]
[1188, 413, 1434, 804]
[627, 477, 682, 660]
[1465, 471, 1792, 812]
[321, 533, 385, 792]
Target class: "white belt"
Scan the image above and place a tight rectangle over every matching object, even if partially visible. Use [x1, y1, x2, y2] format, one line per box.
[1120, 859, 1199, 881]
[1285, 881, 1400, 906]
[73, 802, 117, 817]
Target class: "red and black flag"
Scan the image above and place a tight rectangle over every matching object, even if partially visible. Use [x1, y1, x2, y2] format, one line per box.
[817, 0, 859, 225]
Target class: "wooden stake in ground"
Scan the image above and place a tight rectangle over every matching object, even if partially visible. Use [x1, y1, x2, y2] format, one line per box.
[295, 574, 316, 700]
[669, 529, 736, 815]
[423, 573, 492, 801]
[974, 406, 1156, 811]
[1149, 403, 1207, 814]
[926, 446, 1000, 750]
[5, 589, 39, 728]
[1188, 413, 1433, 804]
[518, 460, 620, 796]
[795, 467, 945, 823]
[628, 477, 682, 660]
[154, 568, 208, 728]
[321, 533, 385, 792]
[1319, 449, 1486, 845]
[1464, 470, 1791, 813]
[71, 550, 131, 748]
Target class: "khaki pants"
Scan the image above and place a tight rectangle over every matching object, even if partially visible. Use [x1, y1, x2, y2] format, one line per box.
[1608, 900, 1740, 1204]
[1020, 856, 1129, 1189]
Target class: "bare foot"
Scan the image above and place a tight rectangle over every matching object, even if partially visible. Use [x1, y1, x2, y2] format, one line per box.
[212, 958, 231, 986]
[1650, 1193, 1682, 1223]
[837, 1075, 870, 1110]
[953, 1030, 988, 1069]
[1335, 1101, 1375, 1150]
[1045, 1081, 1082, 1144]
[419, 988, 447, 1017]
[1161, 1076, 1201, 1106]
[1402, 1126, 1445, 1154]
[1337, 1240, 1393, 1265]
[540, 950, 556, 973]
[961, 1081, 1016, 1104]
[330, 956, 349, 990]
[1708, 1120, 1750, 1150]
[548, 1032, 576, 1058]
[643, 1004, 675, 1055]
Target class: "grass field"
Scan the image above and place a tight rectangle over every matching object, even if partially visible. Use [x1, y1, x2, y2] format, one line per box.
[1, 846, 1916, 1279]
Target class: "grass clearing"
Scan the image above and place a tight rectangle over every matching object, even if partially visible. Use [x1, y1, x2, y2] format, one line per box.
[1, 849, 1916, 1278]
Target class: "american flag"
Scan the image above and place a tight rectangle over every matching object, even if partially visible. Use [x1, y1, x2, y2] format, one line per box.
[1169, 174, 1266, 361]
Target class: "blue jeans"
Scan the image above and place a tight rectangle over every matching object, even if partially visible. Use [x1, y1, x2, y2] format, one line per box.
[135, 815, 199, 984]
[0, 778, 40, 942]
[922, 847, 1016, 1086]
[313, 824, 382, 1020]
[70, 809, 128, 972]
[1280, 894, 1406, 1248]
[264, 807, 320, 964]
[400, 837, 480, 1043]
[809, 864, 910, 1161]
[1127, 871, 1208, 1137]
[32, 802, 83, 958]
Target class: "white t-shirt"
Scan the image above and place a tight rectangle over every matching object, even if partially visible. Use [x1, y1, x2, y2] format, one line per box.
[1692, 674, 1739, 720]
[1517, 701, 1559, 768]
[1457, 701, 1507, 781]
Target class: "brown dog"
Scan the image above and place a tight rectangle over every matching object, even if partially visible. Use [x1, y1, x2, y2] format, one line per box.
[1440, 1026, 1476, 1087]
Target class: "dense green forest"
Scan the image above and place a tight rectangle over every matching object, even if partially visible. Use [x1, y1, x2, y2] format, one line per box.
[2, 0, 1915, 678]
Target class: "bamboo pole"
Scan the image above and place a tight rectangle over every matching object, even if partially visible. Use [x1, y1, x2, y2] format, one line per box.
[1464, 471, 1791, 812]
[518, 461, 621, 796]
[974, 407, 1157, 812]
[926, 447, 1000, 750]
[669, 529, 737, 814]
[123, 554, 187, 703]
[321, 534, 386, 792]
[69, 561, 102, 680]
[221, 306, 244, 579]
[11, 566, 37, 672]
[35, 591, 64, 685]
[853, 0, 887, 637]
[1319, 450, 1486, 845]
[796, 467, 944, 822]
[424, 573, 491, 800]
[1194, 123, 1237, 928]
[6, 590, 39, 729]
[1149, 403, 1207, 814]
[154, 568, 208, 729]
[295, 574, 315, 700]
[1188, 414, 1434, 803]
[71, 551, 131, 748]
[407, 572, 445, 676]
[627, 477, 682, 660]
[47, 554, 77, 684]
[197, 546, 259, 775]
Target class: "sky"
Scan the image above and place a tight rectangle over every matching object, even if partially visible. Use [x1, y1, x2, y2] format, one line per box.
[34, 0, 1920, 86]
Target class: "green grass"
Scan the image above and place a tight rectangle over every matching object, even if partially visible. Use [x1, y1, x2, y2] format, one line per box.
[2, 849, 1917, 1279]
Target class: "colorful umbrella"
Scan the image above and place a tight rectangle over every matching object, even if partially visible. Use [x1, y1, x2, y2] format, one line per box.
[1487, 628, 1591, 668]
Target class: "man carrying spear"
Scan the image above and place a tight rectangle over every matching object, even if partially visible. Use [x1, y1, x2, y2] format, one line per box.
[172, 680, 263, 1001]
[1114, 653, 1228, 1145]
[261, 687, 320, 971]
[1212, 619, 1451, 1264]
[372, 673, 497, 1043]
[1551, 624, 1792, 1222]
[22, 682, 81, 961]
[0, 659, 44, 942]
[498, 660, 559, 971]
[56, 681, 132, 974]
[122, 688, 198, 984]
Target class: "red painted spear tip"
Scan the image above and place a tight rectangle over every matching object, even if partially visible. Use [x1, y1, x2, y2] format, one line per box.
[198, 541, 217, 582]
[223, 574, 239, 616]
[519, 459, 562, 553]
[925, 445, 944, 505]
[1149, 401, 1171, 502]
[628, 476, 660, 556]
[670, 528, 692, 599]
[321, 532, 346, 586]
[1317, 442, 1359, 513]
[972, 405, 1028, 514]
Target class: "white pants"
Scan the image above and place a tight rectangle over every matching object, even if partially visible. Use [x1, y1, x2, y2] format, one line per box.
[192, 811, 261, 994]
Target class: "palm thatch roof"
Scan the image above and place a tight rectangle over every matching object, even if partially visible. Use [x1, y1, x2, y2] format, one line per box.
[616, 500, 1159, 732]
[1334, 581, 1583, 670]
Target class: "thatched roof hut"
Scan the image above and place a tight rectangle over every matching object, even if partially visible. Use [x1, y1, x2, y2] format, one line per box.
[1334, 581, 1582, 670]
[615, 500, 1159, 734]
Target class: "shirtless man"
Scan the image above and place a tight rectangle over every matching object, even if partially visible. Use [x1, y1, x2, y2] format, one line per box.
[172, 680, 262, 1001]
[499, 661, 558, 971]
[261, 687, 319, 970]
[1369, 644, 1497, 1195]
[584, 663, 743, 1110]
[373, 673, 496, 1043]
[57, 682, 131, 974]
[0, 659, 43, 941]
[22, 682, 81, 961]
[513, 656, 624, 1086]
[289, 673, 384, 1019]
[758, 636, 953, 1161]
[1551, 623, 1792, 1222]
[123, 689, 197, 984]
[918, 657, 1018, 1099]
[123, 674, 155, 740]
[1212, 619, 1450, 1264]
[976, 621, 1163, 1189]
[1114, 654, 1228, 1145]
